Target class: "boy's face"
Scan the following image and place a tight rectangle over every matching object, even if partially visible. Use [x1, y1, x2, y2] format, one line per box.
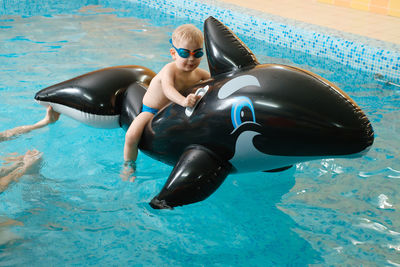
[170, 39, 203, 72]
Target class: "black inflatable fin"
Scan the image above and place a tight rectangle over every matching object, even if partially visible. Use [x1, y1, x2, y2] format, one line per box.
[35, 66, 155, 116]
[263, 165, 293, 173]
[150, 145, 232, 209]
[119, 82, 147, 130]
[204, 16, 259, 77]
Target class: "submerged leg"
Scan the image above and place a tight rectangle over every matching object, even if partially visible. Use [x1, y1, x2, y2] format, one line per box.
[121, 112, 153, 181]
[150, 145, 232, 209]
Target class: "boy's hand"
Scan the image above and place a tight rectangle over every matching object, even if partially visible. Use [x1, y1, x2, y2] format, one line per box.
[183, 93, 201, 108]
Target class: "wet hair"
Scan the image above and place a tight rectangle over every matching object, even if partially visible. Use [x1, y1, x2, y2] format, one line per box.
[171, 24, 203, 47]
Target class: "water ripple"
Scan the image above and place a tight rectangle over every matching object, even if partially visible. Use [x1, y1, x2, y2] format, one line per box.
[359, 167, 400, 179]
[387, 260, 400, 267]
[358, 218, 400, 236]
[378, 194, 394, 209]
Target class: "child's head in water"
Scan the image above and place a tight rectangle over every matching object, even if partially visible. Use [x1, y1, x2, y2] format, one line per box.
[170, 24, 204, 72]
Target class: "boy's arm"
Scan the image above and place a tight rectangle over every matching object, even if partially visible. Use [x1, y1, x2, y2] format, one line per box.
[161, 66, 198, 107]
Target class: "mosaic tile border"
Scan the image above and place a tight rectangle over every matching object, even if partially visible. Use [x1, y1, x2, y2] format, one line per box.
[135, 0, 400, 84]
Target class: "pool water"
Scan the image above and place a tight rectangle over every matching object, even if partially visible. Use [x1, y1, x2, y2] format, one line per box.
[1, 1, 400, 266]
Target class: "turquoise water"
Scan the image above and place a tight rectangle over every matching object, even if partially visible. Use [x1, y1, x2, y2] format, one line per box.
[1, 1, 400, 266]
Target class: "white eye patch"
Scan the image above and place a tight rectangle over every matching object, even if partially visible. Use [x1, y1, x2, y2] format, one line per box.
[218, 75, 260, 99]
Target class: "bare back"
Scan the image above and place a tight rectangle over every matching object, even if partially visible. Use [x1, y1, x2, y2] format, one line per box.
[143, 62, 209, 109]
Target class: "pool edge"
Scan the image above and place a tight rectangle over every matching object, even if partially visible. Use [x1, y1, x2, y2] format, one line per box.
[135, 0, 400, 84]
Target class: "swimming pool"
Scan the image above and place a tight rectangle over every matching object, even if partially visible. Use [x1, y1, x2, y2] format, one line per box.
[1, 0, 399, 266]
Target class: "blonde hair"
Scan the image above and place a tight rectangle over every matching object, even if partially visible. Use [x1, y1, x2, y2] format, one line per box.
[171, 24, 203, 46]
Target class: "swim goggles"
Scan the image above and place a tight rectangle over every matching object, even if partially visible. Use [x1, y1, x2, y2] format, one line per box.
[170, 39, 204, 58]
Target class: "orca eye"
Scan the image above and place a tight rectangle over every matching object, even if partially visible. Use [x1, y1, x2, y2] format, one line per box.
[231, 96, 256, 129]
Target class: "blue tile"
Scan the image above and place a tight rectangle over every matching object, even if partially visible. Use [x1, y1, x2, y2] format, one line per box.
[136, 0, 399, 83]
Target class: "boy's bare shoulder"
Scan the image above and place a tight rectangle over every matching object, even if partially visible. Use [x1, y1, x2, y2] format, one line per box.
[156, 62, 175, 79]
[195, 67, 211, 80]
[159, 62, 176, 73]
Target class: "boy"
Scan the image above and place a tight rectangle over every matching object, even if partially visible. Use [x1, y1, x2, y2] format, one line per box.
[123, 24, 210, 165]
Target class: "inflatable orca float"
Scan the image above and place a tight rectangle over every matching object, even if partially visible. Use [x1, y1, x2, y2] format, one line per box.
[35, 17, 374, 209]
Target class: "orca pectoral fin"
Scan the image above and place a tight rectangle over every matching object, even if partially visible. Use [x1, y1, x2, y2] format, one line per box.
[150, 146, 232, 209]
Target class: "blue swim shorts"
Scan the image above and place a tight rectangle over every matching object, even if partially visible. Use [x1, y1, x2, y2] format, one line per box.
[141, 104, 159, 115]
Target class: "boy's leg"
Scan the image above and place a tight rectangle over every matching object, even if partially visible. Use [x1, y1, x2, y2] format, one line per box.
[123, 112, 154, 162]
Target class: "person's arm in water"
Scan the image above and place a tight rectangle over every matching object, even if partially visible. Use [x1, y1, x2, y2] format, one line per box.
[0, 106, 60, 141]
[0, 150, 42, 193]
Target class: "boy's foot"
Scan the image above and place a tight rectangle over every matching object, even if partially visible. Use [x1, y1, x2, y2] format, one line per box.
[120, 161, 137, 182]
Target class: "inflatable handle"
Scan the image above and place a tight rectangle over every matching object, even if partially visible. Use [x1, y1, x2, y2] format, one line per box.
[185, 85, 209, 117]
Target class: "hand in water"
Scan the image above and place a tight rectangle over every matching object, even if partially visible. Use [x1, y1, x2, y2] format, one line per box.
[0, 149, 43, 192]
[22, 149, 43, 175]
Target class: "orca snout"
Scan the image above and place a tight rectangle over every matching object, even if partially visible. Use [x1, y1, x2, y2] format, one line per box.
[250, 95, 374, 158]
[35, 88, 53, 102]
[34, 91, 45, 101]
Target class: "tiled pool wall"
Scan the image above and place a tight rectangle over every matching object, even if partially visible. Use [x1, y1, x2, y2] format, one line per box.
[135, 0, 400, 84]
[0, 0, 99, 15]
[2, 0, 399, 84]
